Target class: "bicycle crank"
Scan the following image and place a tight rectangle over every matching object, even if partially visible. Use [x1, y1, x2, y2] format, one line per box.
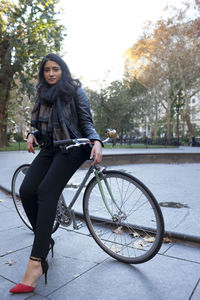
[56, 197, 72, 227]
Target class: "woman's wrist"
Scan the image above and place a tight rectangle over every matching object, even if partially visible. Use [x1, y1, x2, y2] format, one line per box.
[27, 132, 35, 139]
[92, 139, 103, 147]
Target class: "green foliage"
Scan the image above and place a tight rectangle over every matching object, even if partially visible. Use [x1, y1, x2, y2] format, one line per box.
[124, 2, 200, 141]
[0, 0, 66, 96]
[0, 142, 27, 151]
[86, 79, 147, 140]
[0, 0, 66, 146]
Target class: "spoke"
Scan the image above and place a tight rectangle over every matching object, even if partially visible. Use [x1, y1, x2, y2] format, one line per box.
[86, 172, 163, 263]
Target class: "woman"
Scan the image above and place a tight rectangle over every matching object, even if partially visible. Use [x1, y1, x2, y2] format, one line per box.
[10, 53, 102, 294]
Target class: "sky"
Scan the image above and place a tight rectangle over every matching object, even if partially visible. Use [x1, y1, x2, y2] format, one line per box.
[58, 0, 187, 88]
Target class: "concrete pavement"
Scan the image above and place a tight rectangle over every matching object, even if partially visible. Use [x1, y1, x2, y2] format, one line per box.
[0, 147, 200, 299]
[0, 188, 200, 300]
[0, 147, 200, 240]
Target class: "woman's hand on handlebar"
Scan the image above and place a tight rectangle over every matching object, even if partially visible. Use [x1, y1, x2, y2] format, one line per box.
[90, 140, 102, 165]
[26, 134, 38, 153]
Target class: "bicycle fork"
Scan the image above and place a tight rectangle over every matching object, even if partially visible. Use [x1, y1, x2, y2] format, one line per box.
[94, 169, 125, 222]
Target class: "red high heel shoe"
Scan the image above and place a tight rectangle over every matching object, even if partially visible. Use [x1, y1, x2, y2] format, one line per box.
[9, 257, 48, 294]
[9, 283, 34, 294]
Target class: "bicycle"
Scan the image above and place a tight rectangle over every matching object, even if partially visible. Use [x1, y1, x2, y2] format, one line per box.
[11, 130, 164, 264]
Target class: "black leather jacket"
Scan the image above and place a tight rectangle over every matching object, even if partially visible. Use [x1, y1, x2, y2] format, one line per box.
[31, 87, 102, 146]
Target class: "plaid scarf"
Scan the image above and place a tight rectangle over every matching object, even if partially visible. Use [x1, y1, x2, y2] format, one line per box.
[31, 83, 72, 144]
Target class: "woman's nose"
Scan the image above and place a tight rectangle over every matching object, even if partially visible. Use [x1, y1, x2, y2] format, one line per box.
[50, 69, 54, 76]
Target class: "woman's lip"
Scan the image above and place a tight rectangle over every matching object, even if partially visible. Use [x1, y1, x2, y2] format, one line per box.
[49, 78, 56, 80]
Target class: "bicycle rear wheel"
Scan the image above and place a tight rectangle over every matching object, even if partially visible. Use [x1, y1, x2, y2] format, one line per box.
[11, 164, 60, 233]
[83, 170, 164, 264]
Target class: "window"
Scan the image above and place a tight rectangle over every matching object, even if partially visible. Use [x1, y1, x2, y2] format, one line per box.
[192, 98, 196, 104]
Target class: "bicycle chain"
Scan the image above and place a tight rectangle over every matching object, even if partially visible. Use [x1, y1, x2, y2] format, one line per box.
[55, 198, 72, 227]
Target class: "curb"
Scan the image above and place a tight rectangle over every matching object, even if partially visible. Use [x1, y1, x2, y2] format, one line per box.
[79, 153, 200, 168]
[1, 184, 199, 245]
[164, 230, 200, 244]
[101, 153, 200, 165]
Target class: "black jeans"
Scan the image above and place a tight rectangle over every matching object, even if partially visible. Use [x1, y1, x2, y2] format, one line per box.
[20, 147, 89, 258]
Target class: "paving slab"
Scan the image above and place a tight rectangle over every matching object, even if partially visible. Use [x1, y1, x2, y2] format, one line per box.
[0, 210, 23, 232]
[0, 190, 15, 211]
[191, 280, 200, 300]
[53, 229, 108, 264]
[0, 276, 35, 300]
[0, 227, 33, 257]
[164, 242, 200, 263]
[26, 295, 49, 300]
[0, 246, 98, 298]
[49, 253, 200, 300]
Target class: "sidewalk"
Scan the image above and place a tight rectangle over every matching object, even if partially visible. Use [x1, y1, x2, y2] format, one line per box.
[0, 148, 200, 299]
[0, 188, 200, 300]
[0, 148, 200, 239]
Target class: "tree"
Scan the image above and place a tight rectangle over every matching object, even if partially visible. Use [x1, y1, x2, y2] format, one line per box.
[124, 1, 200, 142]
[87, 79, 146, 143]
[0, 0, 66, 146]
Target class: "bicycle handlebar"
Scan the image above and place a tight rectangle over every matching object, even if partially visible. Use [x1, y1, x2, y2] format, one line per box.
[53, 129, 116, 149]
[53, 138, 91, 147]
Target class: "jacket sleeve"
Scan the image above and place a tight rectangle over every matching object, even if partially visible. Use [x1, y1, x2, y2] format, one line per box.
[74, 87, 103, 144]
[27, 130, 43, 144]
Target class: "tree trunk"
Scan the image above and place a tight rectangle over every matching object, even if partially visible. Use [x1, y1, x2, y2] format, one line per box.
[184, 95, 195, 142]
[184, 110, 195, 142]
[153, 101, 158, 143]
[166, 108, 172, 143]
[0, 103, 8, 147]
[0, 81, 11, 147]
[0, 39, 14, 147]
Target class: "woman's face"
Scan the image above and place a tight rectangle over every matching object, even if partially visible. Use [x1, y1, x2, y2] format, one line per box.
[43, 60, 62, 85]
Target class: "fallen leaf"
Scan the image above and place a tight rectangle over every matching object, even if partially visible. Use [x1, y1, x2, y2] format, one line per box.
[113, 226, 123, 235]
[129, 232, 140, 238]
[144, 236, 155, 243]
[163, 237, 172, 243]
[133, 239, 147, 249]
[5, 259, 16, 266]
[0, 199, 5, 202]
[110, 245, 121, 253]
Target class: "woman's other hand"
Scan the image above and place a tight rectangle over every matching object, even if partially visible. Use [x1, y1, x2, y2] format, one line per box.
[26, 134, 38, 153]
[90, 140, 102, 165]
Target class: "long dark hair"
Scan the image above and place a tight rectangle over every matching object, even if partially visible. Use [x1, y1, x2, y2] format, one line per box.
[37, 53, 81, 97]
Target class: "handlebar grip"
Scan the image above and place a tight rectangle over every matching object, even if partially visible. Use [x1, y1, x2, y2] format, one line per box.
[53, 139, 74, 146]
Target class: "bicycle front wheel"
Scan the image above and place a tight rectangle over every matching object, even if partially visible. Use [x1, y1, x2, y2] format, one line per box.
[11, 164, 60, 233]
[83, 170, 164, 264]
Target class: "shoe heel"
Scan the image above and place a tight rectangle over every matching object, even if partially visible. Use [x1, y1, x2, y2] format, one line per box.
[30, 257, 49, 285]
[51, 246, 54, 258]
[44, 270, 47, 285]
[50, 238, 55, 258]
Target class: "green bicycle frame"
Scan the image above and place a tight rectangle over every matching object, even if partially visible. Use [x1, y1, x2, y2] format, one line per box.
[94, 170, 122, 218]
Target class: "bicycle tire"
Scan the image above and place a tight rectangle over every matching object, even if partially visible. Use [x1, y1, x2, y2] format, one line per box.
[83, 170, 164, 264]
[11, 164, 60, 233]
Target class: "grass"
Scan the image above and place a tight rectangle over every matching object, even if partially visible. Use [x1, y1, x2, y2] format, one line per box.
[0, 142, 177, 151]
[0, 142, 29, 151]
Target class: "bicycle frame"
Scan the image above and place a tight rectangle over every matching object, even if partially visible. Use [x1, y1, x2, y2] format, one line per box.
[60, 163, 120, 225]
